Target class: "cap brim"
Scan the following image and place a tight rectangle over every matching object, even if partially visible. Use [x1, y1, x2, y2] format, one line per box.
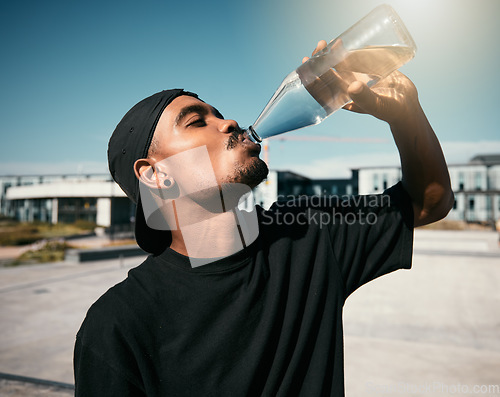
[134, 195, 172, 255]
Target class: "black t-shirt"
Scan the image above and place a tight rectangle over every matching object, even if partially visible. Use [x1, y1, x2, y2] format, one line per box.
[74, 183, 414, 397]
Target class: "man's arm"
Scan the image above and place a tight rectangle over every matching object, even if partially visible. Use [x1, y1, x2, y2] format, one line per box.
[345, 72, 454, 227]
[306, 41, 454, 227]
[74, 334, 146, 397]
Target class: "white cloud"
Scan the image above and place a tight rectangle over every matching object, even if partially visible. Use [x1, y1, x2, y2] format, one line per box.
[0, 140, 498, 179]
[0, 161, 108, 176]
[440, 140, 500, 164]
[277, 152, 400, 178]
[274, 140, 500, 179]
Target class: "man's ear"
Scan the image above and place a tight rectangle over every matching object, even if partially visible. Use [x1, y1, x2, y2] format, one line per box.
[134, 158, 155, 189]
[134, 158, 176, 191]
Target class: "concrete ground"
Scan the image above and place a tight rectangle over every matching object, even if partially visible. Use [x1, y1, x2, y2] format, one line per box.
[344, 230, 500, 396]
[0, 230, 499, 396]
[0, 377, 74, 396]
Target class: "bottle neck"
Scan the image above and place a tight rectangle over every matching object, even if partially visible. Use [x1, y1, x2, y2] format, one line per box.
[247, 126, 262, 143]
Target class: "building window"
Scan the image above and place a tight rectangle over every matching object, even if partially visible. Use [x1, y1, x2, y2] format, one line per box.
[58, 197, 97, 223]
[453, 200, 457, 210]
[469, 197, 475, 210]
[382, 174, 388, 190]
[346, 184, 352, 195]
[486, 197, 492, 211]
[373, 174, 379, 192]
[475, 172, 482, 190]
[458, 172, 464, 190]
[313, 184, 322, 196]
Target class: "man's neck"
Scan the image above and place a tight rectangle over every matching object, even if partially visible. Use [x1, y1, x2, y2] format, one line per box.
[169, 207, 247, 259]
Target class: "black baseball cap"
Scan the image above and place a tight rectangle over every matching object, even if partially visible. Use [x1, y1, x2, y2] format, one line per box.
[108, 89, 198, 255]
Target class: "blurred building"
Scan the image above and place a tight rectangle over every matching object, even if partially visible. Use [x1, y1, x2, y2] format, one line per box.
[0, 171, 357, 227]
[0, 174, 133, 229]
[1, 153, 498, 228]
[356, 154, 500, 224]
[253, 170, 358, 210]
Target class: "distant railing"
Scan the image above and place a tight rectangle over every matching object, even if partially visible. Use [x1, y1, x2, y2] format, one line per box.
[0, 372, 74, 394]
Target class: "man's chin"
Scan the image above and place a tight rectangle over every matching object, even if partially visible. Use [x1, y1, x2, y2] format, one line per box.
[226, 158, 269, 189]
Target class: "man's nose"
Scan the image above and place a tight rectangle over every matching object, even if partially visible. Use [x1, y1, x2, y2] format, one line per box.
[218, 119, 239, 134]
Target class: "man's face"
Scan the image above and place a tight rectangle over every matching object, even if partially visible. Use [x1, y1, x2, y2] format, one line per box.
[151, 95, 268, 188]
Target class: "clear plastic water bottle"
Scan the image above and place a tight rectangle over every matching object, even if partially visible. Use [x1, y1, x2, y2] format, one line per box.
[247, 5, 417, 143]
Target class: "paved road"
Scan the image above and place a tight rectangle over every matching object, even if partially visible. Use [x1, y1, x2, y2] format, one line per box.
[344, 230, 500, 396]
[0, 230, 499, 396]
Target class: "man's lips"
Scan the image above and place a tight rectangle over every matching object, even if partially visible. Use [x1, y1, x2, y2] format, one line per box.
[227, 130, 261, 154]
[240, 132, 261, 154]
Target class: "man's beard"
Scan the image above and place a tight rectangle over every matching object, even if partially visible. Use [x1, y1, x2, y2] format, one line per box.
[223, 157, 269, 189]
[224, 128, 269, 188]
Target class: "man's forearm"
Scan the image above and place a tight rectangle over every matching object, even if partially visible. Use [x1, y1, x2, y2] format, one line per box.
[390, 103, 454, 227]
[342, 70, 454, 226]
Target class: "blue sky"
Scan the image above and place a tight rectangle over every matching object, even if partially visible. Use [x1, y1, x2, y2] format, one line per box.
[1, 0, 499, 178]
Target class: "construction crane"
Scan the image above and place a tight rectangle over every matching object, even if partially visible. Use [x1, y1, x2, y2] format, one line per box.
[262, 135, 389, 166]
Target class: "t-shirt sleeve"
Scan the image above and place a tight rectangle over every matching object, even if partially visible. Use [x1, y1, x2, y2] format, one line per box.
[73, 299, 147, 397]
[327, 182, 414, 299]
[74, 335, 145, 397]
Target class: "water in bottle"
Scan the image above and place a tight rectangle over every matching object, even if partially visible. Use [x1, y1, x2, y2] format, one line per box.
[247, 5, 416, 143]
